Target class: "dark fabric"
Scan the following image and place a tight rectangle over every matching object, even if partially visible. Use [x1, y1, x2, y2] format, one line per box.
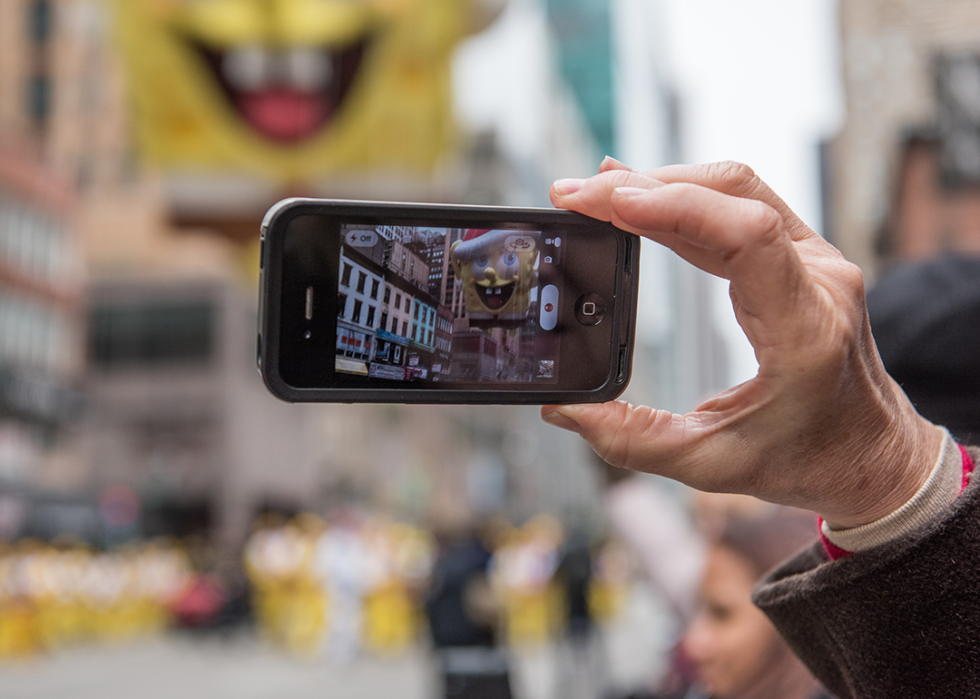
[753, 445, 980, 699]
[867, 255, 980, 444]
[555, 535, 594, 637]
[425, 538, 495, 648]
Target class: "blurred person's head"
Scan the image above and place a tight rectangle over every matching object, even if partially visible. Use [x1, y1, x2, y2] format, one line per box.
[523, 513, 564, 547]
[867, 254, 980, 445]
[691, 492, 777, 540]
[475, 514, 512, 551]
[683, 510, 823, 699]
[428, 504, 474, 548]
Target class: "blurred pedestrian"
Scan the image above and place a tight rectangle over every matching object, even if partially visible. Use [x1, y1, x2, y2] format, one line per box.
[681, 511, 833, 699]
[490, 515, 561, 647]
[425, 515, 511, 699]
[314, 507, 369, 663]
[552, 528, 606, 699]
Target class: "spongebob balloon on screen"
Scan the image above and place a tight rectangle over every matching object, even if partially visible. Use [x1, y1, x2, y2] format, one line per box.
[113, 0, 501, 180]
[451, 229, 540, 328]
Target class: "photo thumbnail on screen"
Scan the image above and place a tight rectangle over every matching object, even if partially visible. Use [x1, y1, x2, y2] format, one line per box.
[334, 223, 565, 384]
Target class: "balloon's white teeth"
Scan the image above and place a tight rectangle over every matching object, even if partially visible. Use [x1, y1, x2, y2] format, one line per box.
[222, 46, 333, 92]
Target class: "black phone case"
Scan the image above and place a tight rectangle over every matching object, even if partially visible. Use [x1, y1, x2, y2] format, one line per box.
[258, 198, 638, 404]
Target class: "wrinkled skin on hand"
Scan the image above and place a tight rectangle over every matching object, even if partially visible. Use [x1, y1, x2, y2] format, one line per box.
[542, 159, 942, 530]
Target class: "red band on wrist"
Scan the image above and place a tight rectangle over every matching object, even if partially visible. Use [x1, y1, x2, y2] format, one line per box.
[817, 517, 853, 560]
[819, 445, 976, 562]
[959, 444, 975, 492]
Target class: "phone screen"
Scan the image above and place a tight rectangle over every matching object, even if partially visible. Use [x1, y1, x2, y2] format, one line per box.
[335, 222, 567, 385]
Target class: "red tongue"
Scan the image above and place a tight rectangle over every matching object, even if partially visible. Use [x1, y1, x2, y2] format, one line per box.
[483, 290, 504, 310]
[239, 89, 329, 142]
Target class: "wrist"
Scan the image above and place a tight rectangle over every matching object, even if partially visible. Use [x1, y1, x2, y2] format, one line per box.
[821, 428, 962, 554]
[820, 414, 943, 531]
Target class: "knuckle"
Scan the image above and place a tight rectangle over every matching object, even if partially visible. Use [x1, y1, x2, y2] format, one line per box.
[593, 426, 631, 469]
[709, 160, 760, 191]
[820, 258, 867, 310]
[741, 199, 782, 240]
[585, 402, 639, 469]
[839, 260, 866, 298]
[603, 169, 657, 192]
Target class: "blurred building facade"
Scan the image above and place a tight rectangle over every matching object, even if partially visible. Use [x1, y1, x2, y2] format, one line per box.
[82, 280, 320, 546]
[0, 0, 733, 550]
[0, 146, 85, 540]
[608, 0, 728, 414]
[0, 0, 627, 548]
[0, 0, 317, 547]
[831, 0, 980, 273]
[0, 0, 94, 540]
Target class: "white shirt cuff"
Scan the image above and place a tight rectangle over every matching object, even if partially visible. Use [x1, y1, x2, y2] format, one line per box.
[822, 428, 961, 553]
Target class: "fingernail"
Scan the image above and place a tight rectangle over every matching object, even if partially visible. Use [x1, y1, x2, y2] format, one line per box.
[541, 408, 583, 433]
[553, 178, 585, 196]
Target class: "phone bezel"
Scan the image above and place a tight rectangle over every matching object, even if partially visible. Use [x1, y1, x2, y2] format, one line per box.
[258, 198, 637, 404]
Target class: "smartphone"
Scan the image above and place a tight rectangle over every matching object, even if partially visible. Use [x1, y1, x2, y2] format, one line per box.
[258, 199, 638, 404]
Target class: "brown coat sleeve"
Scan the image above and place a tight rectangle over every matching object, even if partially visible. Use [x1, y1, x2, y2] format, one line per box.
[753, 446, 980, 699]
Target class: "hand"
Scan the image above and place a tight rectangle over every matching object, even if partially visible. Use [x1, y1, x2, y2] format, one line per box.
[542, 159, 942, 529]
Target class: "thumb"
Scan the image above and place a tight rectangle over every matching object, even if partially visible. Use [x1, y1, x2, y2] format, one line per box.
[541, 402, 679, 470]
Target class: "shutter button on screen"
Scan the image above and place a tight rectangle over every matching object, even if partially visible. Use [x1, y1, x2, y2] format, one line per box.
[540, 285, 559, 330]
[575, 293, 605, 326]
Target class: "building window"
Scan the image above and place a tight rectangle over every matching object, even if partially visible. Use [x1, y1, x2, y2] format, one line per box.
[356, 272, 367, 294]
[366, 306, 375, 327]
[341, 263, 352, 286]
[29, 1, 52, 44]
[413, 303, 419, 320]
[371, 279, 380, 299]
[427, 330, 433, 345]
[402, 321, 408, 336]
[338, 293, 348, 318]
[383, 287, 391, 304]
[352, 299, 362, 324]
[89, 300, 215, 369]
[27, 74, 50, 125]
[380, 312, 388, 331]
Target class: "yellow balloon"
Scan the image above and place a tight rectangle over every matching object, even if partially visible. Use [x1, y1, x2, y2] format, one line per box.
[111, 0, 485, 182]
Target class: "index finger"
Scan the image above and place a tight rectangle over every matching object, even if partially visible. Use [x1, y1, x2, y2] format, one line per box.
[610, 185, 811, 334]
[584, 159, 817, 243]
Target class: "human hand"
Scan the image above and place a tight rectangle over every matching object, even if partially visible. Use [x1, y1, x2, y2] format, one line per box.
[542, 159, 942, 529]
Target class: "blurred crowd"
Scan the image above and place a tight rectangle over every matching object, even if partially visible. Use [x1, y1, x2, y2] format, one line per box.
[0, 537, 191, 658]
[0, 492, 841, 698]
[244, 510, 434, 659]
[0, 509, 631, 666]
[245, 510, 629, 660]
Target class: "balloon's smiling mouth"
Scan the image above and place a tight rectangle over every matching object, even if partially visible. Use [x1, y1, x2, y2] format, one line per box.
[475, 283, 515, 311]
[194, 40, 368, 143]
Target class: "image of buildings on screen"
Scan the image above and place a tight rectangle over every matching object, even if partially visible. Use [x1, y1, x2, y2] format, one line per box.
[335, 224, 557, 383]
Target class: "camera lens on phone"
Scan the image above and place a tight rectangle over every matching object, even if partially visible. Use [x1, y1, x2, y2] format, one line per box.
[575, 293, 605, 326]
